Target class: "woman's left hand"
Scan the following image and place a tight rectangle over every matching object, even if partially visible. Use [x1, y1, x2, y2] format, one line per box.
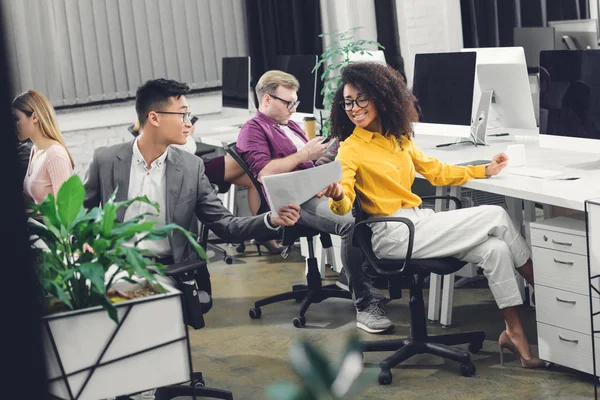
[316, 183, 344, 201]
[485, 152, 509, 176]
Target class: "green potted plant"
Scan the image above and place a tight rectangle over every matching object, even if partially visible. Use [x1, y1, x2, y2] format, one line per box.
[312, 26, 384, 136]
[28, 175, 205, 400]
[267, 334, 376, 399]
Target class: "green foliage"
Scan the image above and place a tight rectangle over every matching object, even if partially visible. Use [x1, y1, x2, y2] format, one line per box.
[312, 27, 384, 136]
[28, 175, 206, 323]
[267, 334, 376, 399]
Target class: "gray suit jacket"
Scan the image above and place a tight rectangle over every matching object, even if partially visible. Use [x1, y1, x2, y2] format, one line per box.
[84, 140, 274, 263]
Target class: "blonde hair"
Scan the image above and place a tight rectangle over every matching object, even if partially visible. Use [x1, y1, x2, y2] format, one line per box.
[12, 90, 74, 168]
[133, 118, 141, 134]
[255, 70, 300, 104]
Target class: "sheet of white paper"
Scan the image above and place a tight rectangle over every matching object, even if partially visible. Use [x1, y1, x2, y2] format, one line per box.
[262, 160, 343, 217]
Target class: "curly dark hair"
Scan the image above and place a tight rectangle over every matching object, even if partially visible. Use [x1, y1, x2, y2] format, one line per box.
[136, 78, 189, 127]
[329, 62, 418, 142]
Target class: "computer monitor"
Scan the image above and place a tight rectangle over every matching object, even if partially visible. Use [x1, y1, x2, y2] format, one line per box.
[462, 47, 537, 134]
[221, 56, 251, 111]
[513, 27, 555, 69]
[548, 19, 599, 50]
[539, 50, 600, 156]
[411, 51, 477, 138]
[275, 55, 318, 116]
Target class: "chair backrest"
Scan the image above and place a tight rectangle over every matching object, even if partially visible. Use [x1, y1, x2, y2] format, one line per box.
[225, 142, 270, 214]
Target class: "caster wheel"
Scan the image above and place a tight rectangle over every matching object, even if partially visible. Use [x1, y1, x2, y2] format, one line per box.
[249, 308, 262, 319]
[236, 244, 246, 253]
[192, 380, 205, 388]
[460, 362, 476, 377]
[378, 369, 392, 385]
[225, 256, 233, 264]
[468, 341, 483, 354]
[292, 316, 306, 328]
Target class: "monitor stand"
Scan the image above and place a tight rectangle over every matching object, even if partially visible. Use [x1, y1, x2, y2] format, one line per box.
[436, 90, 492, 148]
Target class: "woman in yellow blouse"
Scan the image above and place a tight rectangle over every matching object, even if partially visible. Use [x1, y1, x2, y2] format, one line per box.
[318, 62, 543, 369]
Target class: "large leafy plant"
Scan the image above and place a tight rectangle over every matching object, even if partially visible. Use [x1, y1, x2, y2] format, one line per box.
[312, 27, 384, 136]
[28, 175, 205, 323]
[267, 335, 376, 400]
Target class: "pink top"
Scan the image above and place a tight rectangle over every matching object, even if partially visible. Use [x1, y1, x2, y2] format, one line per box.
[24, 144, 73, 204]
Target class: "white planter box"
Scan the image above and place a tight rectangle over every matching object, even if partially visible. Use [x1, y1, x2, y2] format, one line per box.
[43, 279, 191, 400]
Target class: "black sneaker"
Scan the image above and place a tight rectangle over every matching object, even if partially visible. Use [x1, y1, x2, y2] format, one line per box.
[335, 269, 350, 291]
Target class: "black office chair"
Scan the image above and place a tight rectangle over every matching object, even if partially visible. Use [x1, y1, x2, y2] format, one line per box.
[225, 142, 352, 327]
[352, 192, 485, 385]
[115, 259, 233, 400]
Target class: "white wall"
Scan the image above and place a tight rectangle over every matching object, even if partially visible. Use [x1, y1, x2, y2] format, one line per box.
[319, 0, 379, 49]
[395, 0, 464, 87]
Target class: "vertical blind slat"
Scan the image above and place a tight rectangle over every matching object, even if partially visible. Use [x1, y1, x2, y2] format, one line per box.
[105, 0, 129, 99]
[6, 0, 248, 107]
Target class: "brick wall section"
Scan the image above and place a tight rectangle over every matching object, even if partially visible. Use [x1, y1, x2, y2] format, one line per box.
[64, 124, 131, 177]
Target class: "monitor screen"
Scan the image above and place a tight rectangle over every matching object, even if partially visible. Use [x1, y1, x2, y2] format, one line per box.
[222, 57, 250, 110]
[539, 50, 600, 141]
[412, 52, 477, 126]
[276, 55, 318, 115]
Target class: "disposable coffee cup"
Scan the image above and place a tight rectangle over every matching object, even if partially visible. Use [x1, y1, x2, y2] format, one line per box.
[303, 116, 317, 140]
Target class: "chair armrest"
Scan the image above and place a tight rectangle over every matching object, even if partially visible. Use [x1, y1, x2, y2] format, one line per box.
[421, 195, 462, 209]
[354, 216, 415, 275]
[196, 148, 216, 158]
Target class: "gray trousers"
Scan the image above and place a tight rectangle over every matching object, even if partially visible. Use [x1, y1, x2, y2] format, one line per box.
[299, 196, 382, 310]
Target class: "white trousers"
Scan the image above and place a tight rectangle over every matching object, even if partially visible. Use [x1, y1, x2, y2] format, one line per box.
[370, 205, 531, 309]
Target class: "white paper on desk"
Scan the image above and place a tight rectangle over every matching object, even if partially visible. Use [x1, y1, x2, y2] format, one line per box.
[262, 160, 343, 217]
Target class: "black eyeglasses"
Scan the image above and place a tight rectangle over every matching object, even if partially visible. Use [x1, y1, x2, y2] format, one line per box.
[155, 111, 192, 123]
[340, 97, 370, 111]
[269, 94, 300, 110]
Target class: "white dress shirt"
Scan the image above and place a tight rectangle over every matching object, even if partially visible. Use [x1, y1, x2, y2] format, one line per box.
[123, 139, 171, 256]
[279, 124, 306, 152]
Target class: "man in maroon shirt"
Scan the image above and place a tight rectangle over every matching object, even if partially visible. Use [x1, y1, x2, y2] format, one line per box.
[236, 70, 391, 334]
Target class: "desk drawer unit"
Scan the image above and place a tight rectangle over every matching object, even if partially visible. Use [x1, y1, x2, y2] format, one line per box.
[535, 285, 600, 335]
[530, 216, 599, 375]
[537, 322, 596, 375]
[532, 247, 590, 296]
[530, 226, 587, 256]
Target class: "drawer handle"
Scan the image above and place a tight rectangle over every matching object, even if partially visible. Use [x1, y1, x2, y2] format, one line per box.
[553, 258, 574, 266]
[552, 239, 572, 246]
[558, 335, 579, 344]
[556, 297, 576, 305]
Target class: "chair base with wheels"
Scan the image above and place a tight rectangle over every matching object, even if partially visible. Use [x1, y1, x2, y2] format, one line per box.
[159, 261, 233, 399]
[361, 268, 484, 385]
[353, 194, 485, 384]
[154, 372, 233, 400]
[248, 226, 352, 327]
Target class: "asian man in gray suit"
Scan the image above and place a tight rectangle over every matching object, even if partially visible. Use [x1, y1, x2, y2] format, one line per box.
[83, 78, 301, 265]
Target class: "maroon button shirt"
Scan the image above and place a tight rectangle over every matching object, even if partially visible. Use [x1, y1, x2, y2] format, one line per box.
[236, 110, 314, 179]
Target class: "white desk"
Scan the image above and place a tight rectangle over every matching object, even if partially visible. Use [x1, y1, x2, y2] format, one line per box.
[411, 132, 600, 326]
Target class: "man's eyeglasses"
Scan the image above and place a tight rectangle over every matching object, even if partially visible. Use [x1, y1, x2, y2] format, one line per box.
[340, 97, 370, 111]
[269, 94, 300, 111]
[155, 111, 192, 123]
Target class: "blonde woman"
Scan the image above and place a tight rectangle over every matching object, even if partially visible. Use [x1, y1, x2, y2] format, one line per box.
[12, 90, 74, 204]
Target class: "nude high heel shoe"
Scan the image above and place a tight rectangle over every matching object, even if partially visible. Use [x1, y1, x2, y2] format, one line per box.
[499, 330, 546, 369]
